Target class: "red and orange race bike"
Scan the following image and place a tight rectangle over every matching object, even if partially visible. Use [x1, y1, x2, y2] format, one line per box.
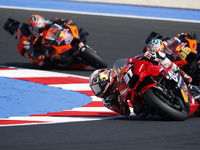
[145, 31, 200, 85]
[3, 18, 107, 69]
[113, 56, 200, 120]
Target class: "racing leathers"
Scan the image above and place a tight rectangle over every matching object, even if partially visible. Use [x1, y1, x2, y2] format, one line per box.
[101, 74, 130, 117]
[144, 36, 193, 84]
[100, 68, 153, 117]
[144, 50, 192, 84]
[16, 23, 47, 66]
[15, 18, 74, 67]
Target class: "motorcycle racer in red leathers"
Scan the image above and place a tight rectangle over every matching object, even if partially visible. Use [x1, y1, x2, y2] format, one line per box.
[89, 69, 131, 117]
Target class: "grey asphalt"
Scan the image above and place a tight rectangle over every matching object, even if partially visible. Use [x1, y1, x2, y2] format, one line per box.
[0, 8, 200, 150]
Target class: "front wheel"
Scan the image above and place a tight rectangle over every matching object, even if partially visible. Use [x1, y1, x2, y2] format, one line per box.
[79, 47, 107, 69]
[143, 88, 188, 121]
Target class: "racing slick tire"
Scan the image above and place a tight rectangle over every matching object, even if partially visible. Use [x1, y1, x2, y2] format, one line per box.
[143, 88, 188, 121]
[79, 47, 107, 69]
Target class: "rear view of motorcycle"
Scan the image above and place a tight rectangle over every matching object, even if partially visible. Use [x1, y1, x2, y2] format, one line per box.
[113, 57, 200, 121]
[3, 18, 107, 69]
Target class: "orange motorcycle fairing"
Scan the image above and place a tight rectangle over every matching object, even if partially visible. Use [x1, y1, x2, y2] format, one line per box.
[66, 25, 79, 39]
[52, 44, 72, 54]
[186, 38, 197, 54]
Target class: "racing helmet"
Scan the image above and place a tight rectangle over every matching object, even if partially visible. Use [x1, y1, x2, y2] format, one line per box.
[28, 14, 45, 36]
[89, 69, 114, 98]
[146, 39, 164, 53]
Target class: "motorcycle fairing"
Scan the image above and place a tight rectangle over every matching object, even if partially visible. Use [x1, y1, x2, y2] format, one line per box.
[158, 68, 200, 114]
[116, 57, 164, 103]
[181, 38, 197, 54]
[44, 24, 79, 54]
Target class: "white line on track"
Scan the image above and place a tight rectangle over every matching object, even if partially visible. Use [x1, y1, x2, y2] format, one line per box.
[0, 66, 123, 126]
[91, 96, 102, 101]
[1, 5, 200, 23]
[49, 83, 91, 91]
[0, 66, 89, 79]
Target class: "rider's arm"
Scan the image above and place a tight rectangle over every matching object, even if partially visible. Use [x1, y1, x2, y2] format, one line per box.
[18, 34, 34, 58]
[102, 93, 130, 116]
[144, 50, 179, 72]
[156, 51, 180, 72]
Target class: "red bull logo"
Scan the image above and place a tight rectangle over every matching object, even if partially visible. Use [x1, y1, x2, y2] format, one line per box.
[57, 29, 73, 45]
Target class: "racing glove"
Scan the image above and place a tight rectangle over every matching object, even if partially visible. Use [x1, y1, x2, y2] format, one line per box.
[118, 95, 130, 116]
[144, 51, 156, 60]
[187, 31, 197, 39]
[63, 19, 73, 25]
[118, 95, 127, 107]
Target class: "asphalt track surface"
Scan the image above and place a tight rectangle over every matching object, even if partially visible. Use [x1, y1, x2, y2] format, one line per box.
[1, 8, 200, 150]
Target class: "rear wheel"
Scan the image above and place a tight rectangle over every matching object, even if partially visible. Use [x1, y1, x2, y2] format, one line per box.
[79, 47, 107, 69]
[143, 88, 188, 121]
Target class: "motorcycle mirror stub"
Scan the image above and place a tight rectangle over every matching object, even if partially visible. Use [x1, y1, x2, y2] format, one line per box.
[80, 46, 86, 52]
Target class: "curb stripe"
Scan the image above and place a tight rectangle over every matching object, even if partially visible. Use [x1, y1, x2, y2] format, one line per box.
[0, 66, 120, 126]
[13, 77, 90, 84]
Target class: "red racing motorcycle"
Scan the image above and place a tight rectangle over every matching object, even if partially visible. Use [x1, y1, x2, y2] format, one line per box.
[113, 56, 200, 121]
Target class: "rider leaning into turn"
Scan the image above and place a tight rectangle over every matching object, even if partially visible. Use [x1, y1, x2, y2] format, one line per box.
[89, 37, 200, 117]
[145, 37, 200, 101]
[144, 38, 193, 84]
[147, 31, 200, 84]
[16, 14, 72, 67]
[89, 69, 131, 117]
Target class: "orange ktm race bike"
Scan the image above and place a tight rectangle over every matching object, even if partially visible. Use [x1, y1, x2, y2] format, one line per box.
[3, 18, 107, 69]
[145, 31, 200, 85]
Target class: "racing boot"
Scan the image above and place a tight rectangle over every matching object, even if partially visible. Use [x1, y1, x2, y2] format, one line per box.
[119, 104, 130, 117]
[134, 102, 153, 117]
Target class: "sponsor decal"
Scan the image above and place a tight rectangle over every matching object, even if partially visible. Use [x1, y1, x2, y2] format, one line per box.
[57, 29, 73, 45]
[181, 88, 188, 103]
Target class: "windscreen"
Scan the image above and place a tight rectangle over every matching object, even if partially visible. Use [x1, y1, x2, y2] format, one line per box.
[46, 24, 62, 41]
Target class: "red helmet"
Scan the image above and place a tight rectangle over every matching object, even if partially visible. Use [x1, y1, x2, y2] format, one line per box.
[89, 69, 114, 98]
[28, 14, 45, 36]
